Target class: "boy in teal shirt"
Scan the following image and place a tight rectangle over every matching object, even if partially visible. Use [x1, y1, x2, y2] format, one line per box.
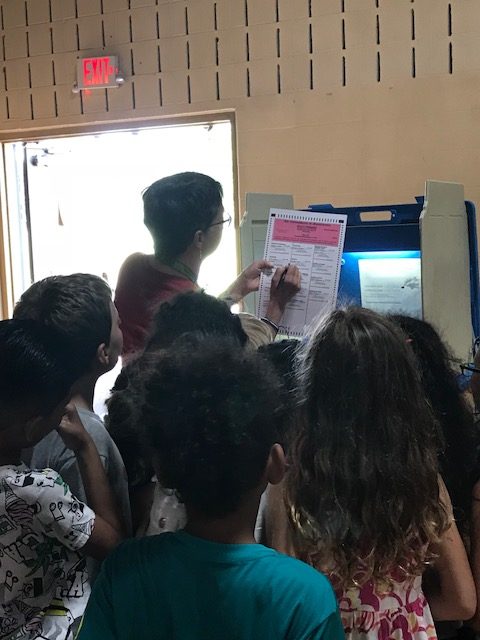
[78, 337, 344, 640]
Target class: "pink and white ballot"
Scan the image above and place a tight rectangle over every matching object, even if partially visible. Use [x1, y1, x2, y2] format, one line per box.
[257, 208, 347, 337]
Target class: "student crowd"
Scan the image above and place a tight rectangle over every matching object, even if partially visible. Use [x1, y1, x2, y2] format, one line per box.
[1, 172, 479, 640]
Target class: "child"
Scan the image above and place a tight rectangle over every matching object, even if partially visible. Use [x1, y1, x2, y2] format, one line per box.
[14, 274, 131, 538]
[0, 319, 122, 639]
[78, 336, 344, 639]
[279, 308, 475, 638]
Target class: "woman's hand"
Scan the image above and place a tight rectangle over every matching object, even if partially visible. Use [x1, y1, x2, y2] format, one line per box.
[57, 404, 92, 453]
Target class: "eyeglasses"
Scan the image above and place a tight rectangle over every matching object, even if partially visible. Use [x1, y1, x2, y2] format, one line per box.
[461, 363, 480, 376]
[208, 213, 232, 229]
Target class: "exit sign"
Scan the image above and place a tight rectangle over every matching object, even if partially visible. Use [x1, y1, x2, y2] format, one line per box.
[75, 56, 124, 90]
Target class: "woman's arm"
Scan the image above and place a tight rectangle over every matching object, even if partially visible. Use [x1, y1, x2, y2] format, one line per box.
[425, 477, 476, 621]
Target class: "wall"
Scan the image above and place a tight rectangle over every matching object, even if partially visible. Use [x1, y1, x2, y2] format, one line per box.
[0, 0, 479, 211]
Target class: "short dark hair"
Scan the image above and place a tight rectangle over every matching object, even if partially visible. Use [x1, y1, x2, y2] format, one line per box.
[147, 291, 248, 350]
[136, 336, 283, 517]
[14, 273, 112, 375]
[143, 172, 223, 261]
[0, 319, 79, 416]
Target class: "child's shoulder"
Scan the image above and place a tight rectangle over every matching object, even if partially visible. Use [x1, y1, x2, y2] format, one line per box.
[262, 546, 334, 591]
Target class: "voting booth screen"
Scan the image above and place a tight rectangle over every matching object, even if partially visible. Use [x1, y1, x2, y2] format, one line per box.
[338, 250, 422, 318]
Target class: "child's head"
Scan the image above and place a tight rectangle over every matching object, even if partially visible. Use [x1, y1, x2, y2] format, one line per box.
[143, 172, 224, 262]
[287, 307, 448, 586]
[0, 319, 79, 446]
[391, 314, 477, 530]
[134, 336, 285, 518]
[14, 273, 122, 378]
[147, 291, 248, 350]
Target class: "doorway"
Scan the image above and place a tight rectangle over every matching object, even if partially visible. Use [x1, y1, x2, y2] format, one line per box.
[3, 119, 237, 308]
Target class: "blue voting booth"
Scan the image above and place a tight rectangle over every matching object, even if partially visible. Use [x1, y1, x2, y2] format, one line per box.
[240, 181, 479, 360]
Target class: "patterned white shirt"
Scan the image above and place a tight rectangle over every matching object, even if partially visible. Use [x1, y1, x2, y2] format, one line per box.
[0, 465, 94, 640]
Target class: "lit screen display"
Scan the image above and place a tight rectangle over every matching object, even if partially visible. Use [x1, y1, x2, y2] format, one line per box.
[338, 250, 422, 317]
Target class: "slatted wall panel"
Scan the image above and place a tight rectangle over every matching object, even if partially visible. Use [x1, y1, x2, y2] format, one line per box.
[0, 0, 475, 125]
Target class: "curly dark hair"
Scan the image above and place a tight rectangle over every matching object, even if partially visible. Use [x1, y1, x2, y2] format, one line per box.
[106, 292, 248, 486]
[134, 336, 283, 517]
[143, 172, 223, 261]
[14, 273, 112, 376]
[391, 314, 479, 534]
[286, 307, 449, 588]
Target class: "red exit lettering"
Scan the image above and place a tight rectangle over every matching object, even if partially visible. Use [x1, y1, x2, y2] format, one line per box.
[83, 57, 115, 86]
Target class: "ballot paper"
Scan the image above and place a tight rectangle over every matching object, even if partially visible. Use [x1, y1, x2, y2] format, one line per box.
[257, 208, 347, 337]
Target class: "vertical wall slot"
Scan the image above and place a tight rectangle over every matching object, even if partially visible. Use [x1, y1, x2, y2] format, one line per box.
[449, 41, 453, 74]
[187, 75, 191, 103]
[3, 66, 7, 92]
[130, 49, 135, 75]
[342, 56, 346, 86]
[26, 31, 30, 57]
[0, 5, 4, 31]
[27, 63, 32, 89]
[158, 78, 163, 106]
[246, 67, 251, 97]
[308, 0, 312, 19]
[79, 90, 84, 115]
[129, 15, 133, 42]
[376, 51, 381, 81]
[215, 37, 219, 65]
[25, 1, 29, 26]
[157, 45, 162, 72]
[49, 27, 54, 54]
[53, 90, 58, 117]
[246, 32, 250, 62]
[411, 46, 416, 77]
[101, 20, 106, 47]
[156, 12, 160, 39]
[74, 0, 78, 19]
[244, 0, 249, 27]
[105, 89, 109, 112]
[29, 94, 34, 120]
[76, 23, 80, 49]
[277, 64, 281, 94]
[52, 60, 56, 85]
[342, 18, 346, 49]
[309, 59, 314, 90]
[5, 95, 9, 119]
[341, 0, 345, 12]
[131, 81, 136, 108]
[376, 14, 380, 45]
[214, 3, 218, 30]
[448, 3, 452, 37]
[276, 28, 280, 57]
[309, 23, 313, 54]
[216, 71, 220, 100]
[185, 7, 189, 35]
[411, 9, 415, 40]
[275, 0, 279, 22]
[186, 41, 191, 69]
[48, 0, 52, 23]
[100, 0, 104, 14]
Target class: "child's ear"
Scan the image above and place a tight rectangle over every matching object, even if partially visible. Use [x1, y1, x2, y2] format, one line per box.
[265, 443, 287, 486]
[96, 342, 110, 368]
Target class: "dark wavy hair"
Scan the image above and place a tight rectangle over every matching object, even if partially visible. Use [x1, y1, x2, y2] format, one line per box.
[135, 336, 283, 517]
[286, 307, 449, 588]
[14, 273, 112, 376]
[391, 315, 478, 534]
[143, 172, 223, 261]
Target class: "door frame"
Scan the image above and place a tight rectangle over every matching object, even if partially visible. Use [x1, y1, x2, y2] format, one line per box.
[0, 111, 238, 319]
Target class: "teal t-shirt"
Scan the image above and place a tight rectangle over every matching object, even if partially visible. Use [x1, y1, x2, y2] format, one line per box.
[78, 531, 344, 640]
